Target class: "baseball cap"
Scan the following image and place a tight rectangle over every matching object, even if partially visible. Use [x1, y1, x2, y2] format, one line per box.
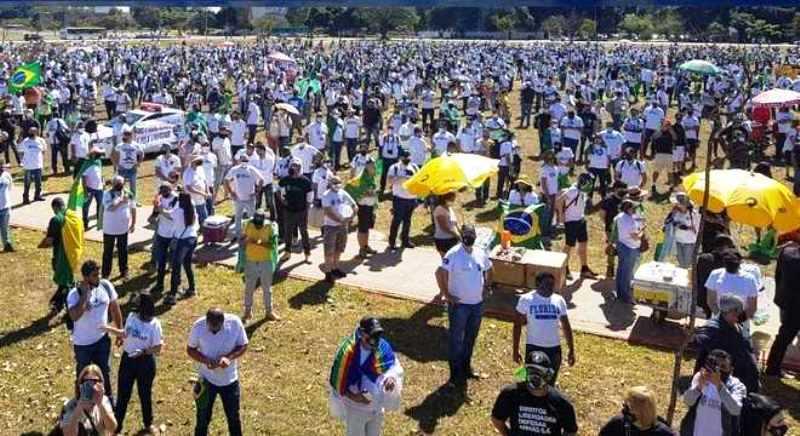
[359, 317, 384, 336]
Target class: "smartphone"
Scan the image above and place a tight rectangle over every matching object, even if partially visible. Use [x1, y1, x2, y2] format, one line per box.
[79, 381, 94, 402]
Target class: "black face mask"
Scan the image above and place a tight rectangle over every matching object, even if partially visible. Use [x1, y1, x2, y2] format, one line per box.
[288, 167, 297, 176]
[769, 425, 788, 436]
[252, 218, 265, 228]
[462, 234, 476, 247]
[724, 260, 740, 273]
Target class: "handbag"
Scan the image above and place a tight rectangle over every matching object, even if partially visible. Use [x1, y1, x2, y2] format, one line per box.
[639, 234, 650, 253]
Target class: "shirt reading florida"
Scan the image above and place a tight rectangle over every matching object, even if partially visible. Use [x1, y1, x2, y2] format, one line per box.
[530, 303, 560, 320]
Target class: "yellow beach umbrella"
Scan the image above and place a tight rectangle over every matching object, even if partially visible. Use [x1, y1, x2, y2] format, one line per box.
[403, 153, 499, 197]
[683, 169, 800, 233]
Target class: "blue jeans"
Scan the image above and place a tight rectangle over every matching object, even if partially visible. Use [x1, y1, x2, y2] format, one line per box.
[194, 204, 208, 227]
[22, 168, 42, 201]
[563, 137, 579, 155]
[170, 237, 197, 294]
[195, 380, 242, 436]
[0, 207, 11, 247]
[615, 242, 641, 303]
[345, 138, 358, 163]
[117, 167, 138, 199]
[153, 234, 172, 290]
[83, 188, 103, 229]
[448, 302, 483, 382]
[74, 334, 113, 401]
[675, 242, 694, 269]
[388, 197, 416, 246]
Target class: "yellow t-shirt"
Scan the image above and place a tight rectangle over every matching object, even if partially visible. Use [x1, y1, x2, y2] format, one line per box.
[244, 222, 272, 262]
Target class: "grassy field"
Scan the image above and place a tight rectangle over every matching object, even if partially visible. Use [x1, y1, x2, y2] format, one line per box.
[1, 228, 797, 435]
[0, 40, 798, 435]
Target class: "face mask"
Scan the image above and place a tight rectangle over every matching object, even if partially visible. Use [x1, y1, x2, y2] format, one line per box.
[359, 150, 367, 155]
[113, 184, 123, 191]
[462, 234, 476, 247]
[526, 371, 546, 390]
[769, 425, 788, 436]
[252, 218, 264, 228]
[402, 158, 411, 165]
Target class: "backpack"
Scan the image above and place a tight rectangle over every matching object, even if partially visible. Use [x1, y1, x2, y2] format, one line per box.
[64, 280, 114, 332]
[54, 121, 70, 145]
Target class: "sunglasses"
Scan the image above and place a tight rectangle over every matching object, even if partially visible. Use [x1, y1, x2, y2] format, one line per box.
[82, 378, 101, 384]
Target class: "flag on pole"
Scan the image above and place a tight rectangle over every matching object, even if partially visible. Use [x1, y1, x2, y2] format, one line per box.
[8, 62, 42, 94]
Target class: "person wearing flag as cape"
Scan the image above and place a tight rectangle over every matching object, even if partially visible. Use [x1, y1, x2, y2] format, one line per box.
[347, 152, 381, 258]
[329, 316, 403, 436]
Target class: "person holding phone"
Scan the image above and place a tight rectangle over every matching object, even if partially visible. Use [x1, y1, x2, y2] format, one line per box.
[680, 349, 746, 436]
[59, 364, 116, 436]
[104, 294, 163, 435]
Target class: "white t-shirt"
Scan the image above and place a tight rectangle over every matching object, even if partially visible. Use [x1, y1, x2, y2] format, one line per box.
[291, 144, 320, 175]
[560, 116, 584, 140]
[432, 131, 456, 155]
[0, 171, 10, 210]
[225, 164, 262, 201]
[183, 167, 208, 206]
[561, 186, 585, 223]
[508, 190, 539, 207]
[71, 131, 91, 159]
[250, 150, 276, 185]
[188, 314, 249, 387]
[587, 145, 610, 169]
[693, 384, 723, 436]
[305, 122, 328, 150]
[388, 162, 418, 199]
[122, 313, 163, 356]
[212, 137, 233, 166]
[672, 209, 701, 244]
[321, 189, 356, 227]
[704, 268, 759, 309]
[600, 129, 625, 159]
[540, 164, 560, 196]
[115, 142, 143, 170]
[344, 117, 361, 139]
[312, 166, 333, 199]
[615, 212, 642, 249]
[230, 120, 248, 146]
[644, 106, 665, 130]
[623, 118, 644, 144]
[102, 190, 134, 235]
[615, 159, 646, 188]
[682, 116, 700, 140]
[83, 163, 103, 191]
[440, 244, 492, 305]
[19, 137, 46, 170]
[155, 154, 181, 184]
[66, 280, 118, 346]
[407, 137, 429, 167]
[515, 291, 569, 347]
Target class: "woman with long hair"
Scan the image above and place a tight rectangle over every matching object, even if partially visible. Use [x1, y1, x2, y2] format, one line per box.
[59, 364, 116, 435]
[105, 293, 163, 434]
[165, 192, 198, 305]
[432, 192, 460, 257]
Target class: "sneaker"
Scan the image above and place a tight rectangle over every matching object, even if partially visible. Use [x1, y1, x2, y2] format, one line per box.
[3, 244, 14, 253]
[358, 248, 368, 258]
[164, 294, 177, 306]
[467, 369, 486, 380]
[332, 269, 347, 279]
[34, 196, 46, 202]
[265, 311, 281, 321]
[364, 246, 378, 255]
[580, 266, 597, 279]
[182, 288, 197, 298]
[388, 243, 397, 251]
[325, 272, 335, 283]
[402, 242, 416, 249]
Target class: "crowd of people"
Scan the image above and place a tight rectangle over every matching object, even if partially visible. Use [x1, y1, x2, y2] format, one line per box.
[0, 38, 797, 435]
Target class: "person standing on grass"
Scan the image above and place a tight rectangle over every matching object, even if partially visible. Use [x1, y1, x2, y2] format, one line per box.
[67, 260, 122, 404]
[0, 160, 14, 252]
[211, 126, 233, 204]
[765, 233, 800, 377]
[279, 158, 312, 262]
[70, 121, 91, 178]
[512, 272, 576, 384]
[225, 153, 263, 238]
[164, 192, 199, 306]
[252, 142, 276, 220]
[19, 126, 46, 204]
[240, 209, 279, 322]
[246, 97, 260, 145]
[378, 125, 401, 197]
[39, 197, 73, 311]
[111, 128, 144, 201]
[321, 176, 358, 283]
[46, 114, 71, 175]
[556, 173, 597, 280]
[436, 224, 492, 386]
[151, 182, 178, 295]
[183, 155, 211, 228]
[229, 112, 248, 159]
[329, 317, 403, 436]
[680, 349, 746, 436]
[81, 146, 105, 231]
[491, 351, 578, 436]
[101, 176, 136, 281]
[613, 199, 645, 304]
[104, 293, 163, 436]
[188, 308, 248, 436]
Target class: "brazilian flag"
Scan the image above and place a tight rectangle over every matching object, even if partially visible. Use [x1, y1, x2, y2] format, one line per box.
[346, 158, 383, 206]
[295, 72, 321, 98]
[8, 62, 42, 94]
[497, 201, 545, 250]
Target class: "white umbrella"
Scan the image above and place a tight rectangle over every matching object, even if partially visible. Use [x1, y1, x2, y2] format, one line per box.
[268, 51, 295, 64]
[752, 88, 800, 107]
[275, 102, 299, 115]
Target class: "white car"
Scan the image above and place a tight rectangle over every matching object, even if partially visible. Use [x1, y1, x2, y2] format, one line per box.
[93, 104, 186, 157]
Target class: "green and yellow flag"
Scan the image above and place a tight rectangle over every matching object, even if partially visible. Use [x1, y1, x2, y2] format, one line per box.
[345, 159, 382, 204]
[497, 201, 545, 250]
[8, 62, 42, 94]
[54, 159, 100, 286]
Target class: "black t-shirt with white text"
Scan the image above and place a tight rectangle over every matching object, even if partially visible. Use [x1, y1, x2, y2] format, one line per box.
[491, 383, 578, 435]
[279, 176, 312, 212]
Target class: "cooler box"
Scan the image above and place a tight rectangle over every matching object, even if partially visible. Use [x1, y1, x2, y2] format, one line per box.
[203, 215, 230, 243]
[523, 250, 568, 291]
[631, 262, 692, 315]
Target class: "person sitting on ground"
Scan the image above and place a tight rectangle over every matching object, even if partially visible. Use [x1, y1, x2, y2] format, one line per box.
[507, 178, 539, 207]
[599, 386, 675, 436]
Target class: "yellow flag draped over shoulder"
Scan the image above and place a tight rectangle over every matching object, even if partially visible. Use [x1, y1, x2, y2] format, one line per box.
[53, 159, 98, 285]
[62, 210, 84, 276]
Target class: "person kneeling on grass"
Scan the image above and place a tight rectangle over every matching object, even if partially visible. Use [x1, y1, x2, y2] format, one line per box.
[240, 209, 279, 321]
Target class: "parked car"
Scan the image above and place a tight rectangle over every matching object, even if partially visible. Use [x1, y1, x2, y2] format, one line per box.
[92, 103, 186, 157]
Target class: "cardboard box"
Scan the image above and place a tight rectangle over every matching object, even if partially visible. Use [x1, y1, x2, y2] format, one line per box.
[523, 250, 568, 291]
[490, 246, 528, 288]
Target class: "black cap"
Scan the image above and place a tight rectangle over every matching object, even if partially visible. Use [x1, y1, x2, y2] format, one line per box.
[526, 351, 552, 370]
[359, 317, 384, 336]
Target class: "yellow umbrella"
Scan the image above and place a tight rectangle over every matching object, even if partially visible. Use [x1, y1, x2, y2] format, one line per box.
[403, 153, 499, 197]
[683, 169, 800, 233]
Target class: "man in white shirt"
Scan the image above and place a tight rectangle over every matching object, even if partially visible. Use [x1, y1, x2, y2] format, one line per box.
[183, 156, 211, 226]
[435, 224, 493, 385]
[70, 122, 92, 178]
[291, 141, 321, 179]
[559, 110, 584, 157]
[432, 124, 456, 156]
[681, 109, 701, 170]
[212, 127, 233, 204]
[305, 112, 329, 153]
[229, 112, 248, 158]
[112, 129, 144, 200]
[682, 349, 747, 436]
[379, 126, 402, 195]
[557, 174, 596, 279]
[154, 144, 181, 189]
[512, 272, 575, 383]
[246, 98, 261, 145]
[321, 176, 357, 283]
[387, 152, 419, 250]
[102, 176, 136, 280]
[225, 154, 264, 238]
[81, 147, 105, 230]
[614, 148, 647, 189]
[613, 199, 644, 303]
[642, 102, 665, 158]
[46, 115, 71, 175]
[496, 132, 519, 199]
[407, 126, 430, 167]
[251, 143, 276, 219]
[187, 308, 248, 436]
[19, 126, 47, 204]
[705, 251, 759, 320]
[622, 109, 645, 157]
[344, 109, 362, 164]
[67, 260, 123, 401]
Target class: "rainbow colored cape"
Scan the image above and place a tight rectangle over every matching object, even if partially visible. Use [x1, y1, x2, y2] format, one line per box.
[329, 329, 395, 396]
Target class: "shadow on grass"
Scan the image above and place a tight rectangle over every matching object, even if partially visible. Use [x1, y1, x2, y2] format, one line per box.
[379, 304, 448, 363]
[288, 280, 333, 309]
[405, 382, 468, 434]
[0, 310, 59, 349]
[474, 206, 501, 224]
